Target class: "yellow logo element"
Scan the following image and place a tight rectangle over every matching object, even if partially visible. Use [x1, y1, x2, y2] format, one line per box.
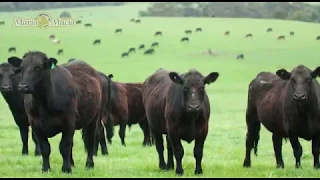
[13, 13, 76, 29]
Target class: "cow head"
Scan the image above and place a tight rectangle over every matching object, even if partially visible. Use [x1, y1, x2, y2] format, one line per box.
[169, 70, 219, 112]
[276, 65, 320, 101]
[8, 51, 57, 94]
[0, 62, 19, 93]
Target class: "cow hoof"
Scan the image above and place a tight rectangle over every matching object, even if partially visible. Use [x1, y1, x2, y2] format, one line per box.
[295, 163, 301, 169]
[314, 164, 320, 170]
[159, 163, 167, 171]
[85, 162, 94, 170]
[62, 166, 72, 174]
[243, 160, 251, 168]
[194, 168, 203, 175]
[42, 167, 51, 173]
[175, 169, 184, 176]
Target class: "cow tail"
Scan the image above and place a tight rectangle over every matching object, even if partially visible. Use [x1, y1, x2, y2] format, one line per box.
[106, 75, 114, 142]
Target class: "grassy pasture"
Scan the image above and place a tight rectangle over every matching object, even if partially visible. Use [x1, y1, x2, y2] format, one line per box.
[0, 3, 320, 178]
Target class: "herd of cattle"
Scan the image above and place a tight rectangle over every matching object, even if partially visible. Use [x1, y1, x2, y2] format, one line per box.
[1, 50, 320, 176]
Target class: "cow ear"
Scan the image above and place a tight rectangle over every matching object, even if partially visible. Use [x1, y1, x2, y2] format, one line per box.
[204, 72, 219, 85]
[169, 72, 183, 84]
[108, 74, 114, 79]
[8, 56, 22, 68]
[311, 66, 320, 78]
[47, 58, 58, 69]
[276, 68, 291, 80]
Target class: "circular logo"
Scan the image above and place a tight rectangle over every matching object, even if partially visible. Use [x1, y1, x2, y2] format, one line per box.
[35, 13, 51, 29]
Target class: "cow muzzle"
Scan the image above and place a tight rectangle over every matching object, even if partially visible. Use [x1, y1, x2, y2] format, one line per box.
[18, 83, 32, 93]
[187, 104, 201, 111]
[293, 93, 306, 101]
[1, 85, 13, 92]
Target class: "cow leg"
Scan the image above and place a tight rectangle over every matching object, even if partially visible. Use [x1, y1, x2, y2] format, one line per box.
[169, 134, 184, 175]
[154, 133, 166, 170]
[31, 130, 41, 156]
[140, 120, 152, 146]
[243, 110, 260, 168]
[166, 135, 174, 170]
[59, 130, 74, 173]
[119, 122, 127, 146]
[194, 135, 207, 175]
[19, 126, 29, 155]
[272, 134, 284, 168]
[82, 120, 98, 169]
[70, 141, 74, 167]
[289, 136, 302, 168]
[33, 129, 51, 172]
[312, 136, 320, 169]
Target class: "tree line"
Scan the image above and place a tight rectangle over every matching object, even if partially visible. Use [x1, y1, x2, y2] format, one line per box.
[139, 2, 320, 23]
[0, 2, 125, 12]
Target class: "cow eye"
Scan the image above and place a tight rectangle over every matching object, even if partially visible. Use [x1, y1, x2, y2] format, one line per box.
[10, 74, 15, 79]
[33, 67, 41, 71]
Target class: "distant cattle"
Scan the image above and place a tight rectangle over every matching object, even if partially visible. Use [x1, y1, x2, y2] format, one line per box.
[128, 48, 136, 54]
[236, 54, 244, 60]
[8, 47, 16, 53]
[93, 39, 101, 45]
[151, 42, 159, 48]
[135, 19, 141, 23]
[76, 20, 82, 24]
[185, 30, 192, 34]
[138, 44, 145, 50]
[57, 49, 64, 55]
[277, 35, 285, 40]
[317, 36, 320, 40]
[144, 49, 154, 55]
[0, 61, 40, 156]
[290, 31, 295, 36]
[180, 37, 189, 42]
[0, 21, 5, 25]
[130, 18, 135, 22]
[121, 52, 129, 58]
[52, 39, 60, 45]
[225, 31, 230, 36]
[84, 23, 92, 27]
[243, 65, 320, 169]
[154, 31, 162, 36]
[245, 33, 253, 38]
[142, 68, 219, 175]
[195, 28, 202, 32]
[49, 34, 55, 40]
[267, 28, 273, 32]
[8, 52, 105, 173]
[115, 29, 122, 33]
[99, 77, 153, 147]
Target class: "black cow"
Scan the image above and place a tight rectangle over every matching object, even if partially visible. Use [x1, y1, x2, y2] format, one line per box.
[8, 47, 16, 53]
[138, 44, 145, 50]
[243, 65, 320, 169]
[155, 31, 162, 36]
[135, 19, 141, 23]
[128, 48, 136, 54]
[144, 49, 154, 55]
[185, 30, 192, 34]
[57, 49, 63, 55]
[237, 54, 244, 60]
[76, 20, 82, 24]
[245, 33, 253, 38]
[0, 61, 40, 156]
[0, 21, 5, 25]
[93, 39, 101, 45]
[8, 51, 104, 173]
[142, 68, 219, 175]
[316, 36, 320, 40]
[290, 31, 295, 36]
[151, 42, 159, 48]
[84, 23, 92, 27]
[180, 37, 189, 42]
[115, 29, 122, 34]
[267, 28, 273, 32]
[122, 52, 129, 58]
[195, 28, 202, 32]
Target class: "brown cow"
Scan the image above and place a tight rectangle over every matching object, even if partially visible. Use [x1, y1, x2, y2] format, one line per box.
[8, 52, 105, 173]
[142, 68, 219, 175]
[100, 75, 152, 147]
[243, 65, 320, 169]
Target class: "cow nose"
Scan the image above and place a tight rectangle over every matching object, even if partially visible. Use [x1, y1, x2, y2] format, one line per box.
[1, 85, 12, 92]
[293, 93, 306, 100]
[188, 104, 200, 110]
[18, 83, 29, 90]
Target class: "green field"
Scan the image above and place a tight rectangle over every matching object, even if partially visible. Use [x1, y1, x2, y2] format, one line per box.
[1, 3, 320, 178]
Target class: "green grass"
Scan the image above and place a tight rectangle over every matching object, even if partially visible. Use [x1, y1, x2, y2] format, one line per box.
[1, 3, 320, 178]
